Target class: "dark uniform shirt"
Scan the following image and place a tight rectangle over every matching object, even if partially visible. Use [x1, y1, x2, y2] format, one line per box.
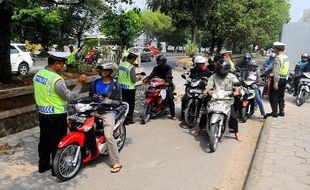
[189, 66, 213, 80]
[146, 64, 173, 84]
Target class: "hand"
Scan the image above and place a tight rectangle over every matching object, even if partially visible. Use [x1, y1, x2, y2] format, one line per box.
[203, 88, 208, 94]
[212, 94, 218, 99]
[78, 74, 87, 85]
[273, 83, 279, 90]
[202, 76, 208, 80]
[233, 90, 240, 96]
[92, 94, 103, 100]
[143, 78, 148, 84]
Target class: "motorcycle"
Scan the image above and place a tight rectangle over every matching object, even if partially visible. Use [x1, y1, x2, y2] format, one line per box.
[238, 80, 256, 122]
[181, 74, 207, 128]
[286, 72, 295, 94]
[52, 98, 128, 181]
[296, 72, 310, 106]
[140, 77, 170, 124]
[207, 90, 234, 152]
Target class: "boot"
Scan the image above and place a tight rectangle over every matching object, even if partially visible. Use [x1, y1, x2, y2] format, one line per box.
[279, 101, 285, 117]
[267, 102, 278, 117]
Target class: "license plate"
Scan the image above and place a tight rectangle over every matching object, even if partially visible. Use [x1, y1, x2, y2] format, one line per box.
[189, 89, 202, 93]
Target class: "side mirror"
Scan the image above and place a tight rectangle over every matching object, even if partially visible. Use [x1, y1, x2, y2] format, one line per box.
[181, 74, 186, 79]
[183, 67, 187, 70]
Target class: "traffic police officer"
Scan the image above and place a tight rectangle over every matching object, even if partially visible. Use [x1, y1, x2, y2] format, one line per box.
[33, 51, 87, 175]
[118, 52, 138, 124]
[267, 42, 289, 117]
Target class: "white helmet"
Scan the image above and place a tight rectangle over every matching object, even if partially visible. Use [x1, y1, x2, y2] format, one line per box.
[193, 56, 206, 67]
[96, 62, 119, 79]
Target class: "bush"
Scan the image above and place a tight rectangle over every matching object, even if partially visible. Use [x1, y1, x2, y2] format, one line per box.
[185, 42, 197, 57]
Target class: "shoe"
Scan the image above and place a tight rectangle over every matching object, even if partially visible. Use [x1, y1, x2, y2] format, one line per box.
[266, 113, 278, 118]
[263, 115, 267, 119]
[171, 116, 177, 120]
[51, 170, 56, 177]
[38, 165, 51, 173]
[278, 112, 284, 117]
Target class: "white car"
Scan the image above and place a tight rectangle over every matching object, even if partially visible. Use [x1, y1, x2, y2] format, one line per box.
[10, 43, 34, 75]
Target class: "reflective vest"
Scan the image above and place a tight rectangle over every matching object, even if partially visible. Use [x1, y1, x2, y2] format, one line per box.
[273, 54, 289, 76]
[118, 61, 135, 90]
[33, 69, 67, 114]
[67, 51, 77, 65]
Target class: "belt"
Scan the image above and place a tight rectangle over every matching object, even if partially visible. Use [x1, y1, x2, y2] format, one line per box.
[279, 75, 287, 79]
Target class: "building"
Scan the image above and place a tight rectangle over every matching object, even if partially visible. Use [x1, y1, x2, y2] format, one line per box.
[300, 9, 310, 22]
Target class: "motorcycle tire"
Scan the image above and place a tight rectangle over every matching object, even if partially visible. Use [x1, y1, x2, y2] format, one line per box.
[296, 90, 305, 106]
[241, 107, 248, 123]
[208, 122, 220, 153]
[141, 104, 151, 124]
[114, 124, 126, 152]
[184, 100, 197, 128]
[53, 144, 82, 181]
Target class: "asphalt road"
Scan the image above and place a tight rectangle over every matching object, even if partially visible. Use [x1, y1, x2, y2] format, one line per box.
[0, 57, 265, 190]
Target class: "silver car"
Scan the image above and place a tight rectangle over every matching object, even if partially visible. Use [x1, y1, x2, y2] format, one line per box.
[130, 47, 154, 62]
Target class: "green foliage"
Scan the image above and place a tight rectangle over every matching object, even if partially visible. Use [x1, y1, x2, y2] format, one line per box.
[185, 42, 198, 57]
[141, 10, 174, 43]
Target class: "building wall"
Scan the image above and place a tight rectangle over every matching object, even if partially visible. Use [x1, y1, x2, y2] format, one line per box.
[281, 22, 310, 70]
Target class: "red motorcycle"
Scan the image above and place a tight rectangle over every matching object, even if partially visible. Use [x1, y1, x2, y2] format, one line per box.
[52, 98, 128, 181]
[141, 77, 170, 124]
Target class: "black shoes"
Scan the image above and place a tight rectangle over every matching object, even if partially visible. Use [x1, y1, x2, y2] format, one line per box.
[38, 165, 51, 173]
[266, 113, 278, 118]
[278, 112, 285, 117]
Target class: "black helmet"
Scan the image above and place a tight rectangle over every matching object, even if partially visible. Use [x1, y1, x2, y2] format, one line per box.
[243, 53, 252, 62]
[301, 53, 308, 59]
[248, 60, 258, 67]
[156, 54, 167, 65]
[217, 59, 231, 77]
[269, 53, 276, 60]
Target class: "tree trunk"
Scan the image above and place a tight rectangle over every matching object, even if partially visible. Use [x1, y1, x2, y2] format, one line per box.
[191, 24, 197, 44]
[0, 3, 13, 84]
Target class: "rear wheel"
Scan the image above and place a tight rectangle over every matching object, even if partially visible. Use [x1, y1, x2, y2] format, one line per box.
[141, 104, 151, 124]
[184, 100, 197, 128]
[208, 123, 220, 153]
[18, 62, 29, 75]
[53, 144, 82, 181]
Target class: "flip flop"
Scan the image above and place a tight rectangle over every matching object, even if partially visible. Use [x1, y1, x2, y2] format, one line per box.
[111, 164, 122, 173]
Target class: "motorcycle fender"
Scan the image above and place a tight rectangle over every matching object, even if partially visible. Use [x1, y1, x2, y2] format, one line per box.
[242, 100, 249, 107]
[58, 132, 85, 148]
[301, 85, 310, 92]
[145, 97, 153, 104]
[210, 114, 224, 125]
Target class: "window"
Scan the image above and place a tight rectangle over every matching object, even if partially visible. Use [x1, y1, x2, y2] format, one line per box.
[17, 45, 29, 52]
[143, 48, 150, 52]
[10, 46, 19, 54]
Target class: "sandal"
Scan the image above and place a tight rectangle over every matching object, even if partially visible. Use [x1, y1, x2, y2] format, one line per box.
[111, 163, 122, 173]
[191, 129, 201, 137]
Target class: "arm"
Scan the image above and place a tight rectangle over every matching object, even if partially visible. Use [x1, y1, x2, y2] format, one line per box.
[206, 75, 215, 96]
[130, 66, 137, 83]
[273, 57, 281, 86]
[145, 67, 157, 81]
[165, 66, 173, 84]
[55, 80, 82, 102]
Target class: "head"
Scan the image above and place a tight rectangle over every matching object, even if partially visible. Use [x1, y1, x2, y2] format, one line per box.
[243, 53, 252, 63]
[248, 60, 258, 71]
[220, 50, 232, 61]
[301, 53, 308, 62]
[156, 54, 167, 66]
[216, 59, 231, 78]
[96, 62, 118, 79]
[193, 56, 206, 70]
[47, 52, 68, 72]
[126, 52, 138, 64]
[273, 42, 285, 55]
[208, 56, 216, 69]
[69, 45, 74, 53]
[269, 53, 276, 61]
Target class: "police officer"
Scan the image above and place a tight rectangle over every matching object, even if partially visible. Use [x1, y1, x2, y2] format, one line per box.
[67, 45, 77, 68]
[267, 42, 289, 117]
[118, 52, 138, 124]
[33, 52, 87, 175]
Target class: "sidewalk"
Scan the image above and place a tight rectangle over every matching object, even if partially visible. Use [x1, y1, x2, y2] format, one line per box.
[245, 95, 310, 190]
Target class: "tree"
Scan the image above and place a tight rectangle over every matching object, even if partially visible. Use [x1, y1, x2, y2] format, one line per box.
[141, 10, 174, 44]
[147, 0, 211, 44]
[101, 9, 142, 62]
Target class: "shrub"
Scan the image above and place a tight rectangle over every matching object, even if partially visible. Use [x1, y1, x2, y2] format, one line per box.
[185, 42, 197, 57]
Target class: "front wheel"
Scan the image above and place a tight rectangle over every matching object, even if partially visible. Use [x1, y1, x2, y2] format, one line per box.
[114, 124, 126, 152]
[296, 90, 305, 106]
[208, 123, 220, 153]
[141, 104, 151, 124]
[53, 144, 82, 181]
[184, 100, 197, 128]
[241, 107, 248, 123]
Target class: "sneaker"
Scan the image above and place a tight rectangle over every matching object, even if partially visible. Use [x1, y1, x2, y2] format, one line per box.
[278, 112, 285, 117]
[263, 115, 267, 119]
[38, 165, 51, 173]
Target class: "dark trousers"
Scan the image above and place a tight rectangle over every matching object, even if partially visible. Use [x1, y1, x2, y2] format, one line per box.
[269, 78, 286, 114]
[293, 75, 301, 93]
[166, 86, 175, 117]
[229, 105, 238, 133]
[122, 89, 136, 122]
[38, 113, 67, 171]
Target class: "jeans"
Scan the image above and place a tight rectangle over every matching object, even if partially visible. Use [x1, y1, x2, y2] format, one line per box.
[254, 88, 265, 116]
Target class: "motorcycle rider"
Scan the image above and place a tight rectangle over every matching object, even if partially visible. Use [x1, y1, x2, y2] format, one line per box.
[293, 53, 309, 96]
[143, 54, 176, 120]
[263, 53, 277, 70]
[181, 56, 212, 119]
[266, 42, 289, 117]
[192, 59, 241, 141]
[246, 60, 267, 119]
[236, 53, 252, 71]
[89, 62, 123, 173]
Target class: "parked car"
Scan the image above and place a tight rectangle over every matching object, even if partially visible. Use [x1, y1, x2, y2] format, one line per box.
[129, 47, 154, 62]
[10, 43, 34, 75]
[143, 46, 160, 56]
